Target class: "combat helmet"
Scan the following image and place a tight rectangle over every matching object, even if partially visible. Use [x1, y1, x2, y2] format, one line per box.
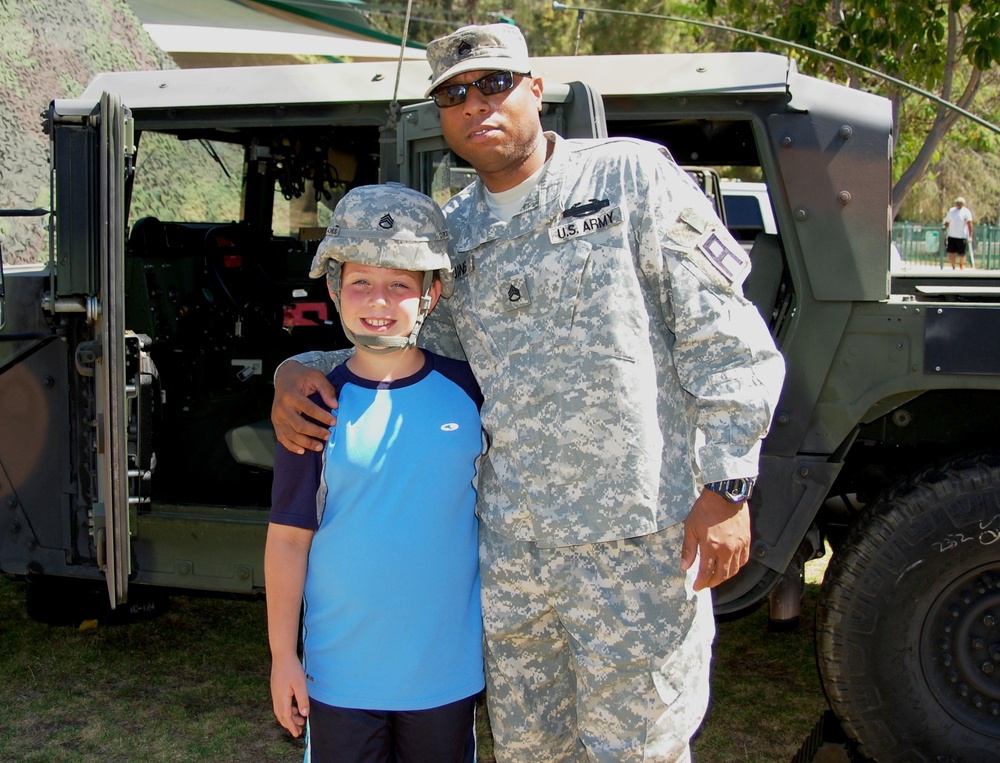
[309, 183, 454, 352]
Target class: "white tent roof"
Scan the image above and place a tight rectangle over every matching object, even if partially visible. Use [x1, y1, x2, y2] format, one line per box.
[126, 0, 425, 63]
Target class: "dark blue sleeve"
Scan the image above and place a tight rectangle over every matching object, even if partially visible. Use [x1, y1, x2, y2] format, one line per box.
[269, 443, 322, 530]
[427, 352, 483, 410]
[268, 367, 346, 529]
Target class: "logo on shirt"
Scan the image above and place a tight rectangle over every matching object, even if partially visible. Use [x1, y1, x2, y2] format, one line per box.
[441, 423, 460, 431]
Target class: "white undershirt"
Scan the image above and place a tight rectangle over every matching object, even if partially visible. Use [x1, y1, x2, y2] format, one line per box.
[483, 163, 546, 223]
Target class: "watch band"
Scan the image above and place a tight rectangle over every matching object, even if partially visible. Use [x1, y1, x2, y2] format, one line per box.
[704, 478, 755, 503]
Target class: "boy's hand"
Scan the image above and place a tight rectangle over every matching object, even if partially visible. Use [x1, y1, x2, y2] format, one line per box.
[270, 653, 310, 737]
[272, 361, 339, 454]
[680, 490, 751, 591]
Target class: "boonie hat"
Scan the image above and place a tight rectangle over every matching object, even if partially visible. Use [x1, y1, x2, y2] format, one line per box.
[310, 183, 453, 352]
[955, 196, 966, 204]
[425, 23, 531, 97]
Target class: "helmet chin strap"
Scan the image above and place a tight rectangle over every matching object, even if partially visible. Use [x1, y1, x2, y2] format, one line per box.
[336, 272, 435, 355]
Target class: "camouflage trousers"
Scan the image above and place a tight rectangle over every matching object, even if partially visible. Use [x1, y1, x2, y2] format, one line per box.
[479, 521, 715, 763]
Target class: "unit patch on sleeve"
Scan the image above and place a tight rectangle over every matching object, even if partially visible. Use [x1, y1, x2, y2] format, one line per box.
[696, 230, 751, 284]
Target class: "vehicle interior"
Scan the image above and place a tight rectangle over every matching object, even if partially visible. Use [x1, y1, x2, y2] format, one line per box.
[123, 127, 374, 508]
[122, 104, 792, 512]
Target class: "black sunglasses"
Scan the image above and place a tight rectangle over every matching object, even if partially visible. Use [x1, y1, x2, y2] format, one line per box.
[430, 71, 523, 108]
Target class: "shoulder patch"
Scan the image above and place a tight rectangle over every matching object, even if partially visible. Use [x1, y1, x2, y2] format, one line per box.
[696, 230, 751, 284]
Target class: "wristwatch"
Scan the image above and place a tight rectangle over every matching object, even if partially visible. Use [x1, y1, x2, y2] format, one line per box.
[704, 478, 755, 503]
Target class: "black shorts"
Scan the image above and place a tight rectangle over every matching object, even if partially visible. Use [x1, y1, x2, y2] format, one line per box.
[946, 236, 968, 255]
[305, 693, 478, 763]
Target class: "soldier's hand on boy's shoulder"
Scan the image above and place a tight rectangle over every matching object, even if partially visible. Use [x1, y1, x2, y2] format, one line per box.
[270, 652, 310, 737]
[680, 490, 752, 592]
[272, 361, 339, 454]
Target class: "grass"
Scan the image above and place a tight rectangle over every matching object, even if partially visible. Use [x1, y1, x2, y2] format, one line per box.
[692, 555, 831, 763]
[0, 553, 831, 763]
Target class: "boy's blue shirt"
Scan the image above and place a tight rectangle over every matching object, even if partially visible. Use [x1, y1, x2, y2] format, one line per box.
[270, 351, 485, 710]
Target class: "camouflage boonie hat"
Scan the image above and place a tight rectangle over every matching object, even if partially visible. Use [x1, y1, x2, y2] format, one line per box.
[310, 182, 453, 298]
[425, 23, 531, 97]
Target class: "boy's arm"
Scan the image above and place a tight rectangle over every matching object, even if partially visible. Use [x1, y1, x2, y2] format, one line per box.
[265, 522, 314, 738]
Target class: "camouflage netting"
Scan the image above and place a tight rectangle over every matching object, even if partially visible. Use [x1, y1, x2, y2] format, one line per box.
[0, 0, 244, 264]
[0, 0, 173, 264]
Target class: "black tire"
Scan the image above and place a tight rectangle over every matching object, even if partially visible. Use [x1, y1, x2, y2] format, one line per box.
[816, 452, 1000, 763]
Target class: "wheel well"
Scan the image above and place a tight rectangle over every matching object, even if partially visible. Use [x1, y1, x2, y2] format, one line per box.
[820, 389, 1000, 549]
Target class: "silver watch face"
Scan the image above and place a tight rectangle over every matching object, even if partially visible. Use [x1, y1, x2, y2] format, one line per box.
[707, 478, 754, 502]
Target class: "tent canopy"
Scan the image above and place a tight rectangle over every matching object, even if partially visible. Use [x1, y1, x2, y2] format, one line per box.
[126, 0, 426, 66]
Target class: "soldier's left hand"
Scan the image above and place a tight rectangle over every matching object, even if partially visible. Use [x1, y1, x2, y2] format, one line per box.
[680, 490, 751, 591]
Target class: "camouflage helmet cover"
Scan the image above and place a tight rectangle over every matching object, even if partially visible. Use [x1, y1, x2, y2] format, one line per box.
[309, 183, 454, 298]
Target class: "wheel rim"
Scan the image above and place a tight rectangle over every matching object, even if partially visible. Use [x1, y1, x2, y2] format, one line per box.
[922, 563, 1000, 736]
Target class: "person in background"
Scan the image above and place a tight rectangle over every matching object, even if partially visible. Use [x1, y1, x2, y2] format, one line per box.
[271, 23, 785, 763]
[943, 196, 974, 269]
[266, 183, 485, 763]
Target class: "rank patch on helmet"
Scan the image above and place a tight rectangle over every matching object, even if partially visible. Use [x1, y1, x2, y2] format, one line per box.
[696, 230, 750, 283]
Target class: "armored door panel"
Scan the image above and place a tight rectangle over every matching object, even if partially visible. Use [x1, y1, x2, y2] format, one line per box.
[95, 92, 133, 607]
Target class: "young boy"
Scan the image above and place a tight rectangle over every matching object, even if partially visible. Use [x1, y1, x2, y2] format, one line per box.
[265, 183, 484, 763]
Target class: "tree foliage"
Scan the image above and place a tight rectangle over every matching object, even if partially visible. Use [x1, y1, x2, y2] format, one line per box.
[700, 0, 1000, 218]
[364, 1, 705, 58]
[364, 1, 998, 219]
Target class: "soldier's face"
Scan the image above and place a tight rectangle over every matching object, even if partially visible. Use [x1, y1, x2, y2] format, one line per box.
[438, 69, 546, 190]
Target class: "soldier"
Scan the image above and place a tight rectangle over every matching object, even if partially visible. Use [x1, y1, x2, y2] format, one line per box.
[271, 23, 785, 763]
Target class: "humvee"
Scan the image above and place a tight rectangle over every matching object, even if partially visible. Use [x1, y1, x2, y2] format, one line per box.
[2, 52, 999, 761]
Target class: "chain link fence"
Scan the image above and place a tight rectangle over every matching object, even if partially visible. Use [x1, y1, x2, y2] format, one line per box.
[893, 222, 1000, 270]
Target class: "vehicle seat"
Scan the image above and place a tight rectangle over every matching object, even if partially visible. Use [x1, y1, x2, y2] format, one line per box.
[127, 216, 168, 257]
[225, 419, 277, 470]
[743, 232, 785, 325]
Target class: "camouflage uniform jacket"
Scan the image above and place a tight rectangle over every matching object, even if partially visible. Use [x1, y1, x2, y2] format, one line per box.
[297, 133, 785, 547]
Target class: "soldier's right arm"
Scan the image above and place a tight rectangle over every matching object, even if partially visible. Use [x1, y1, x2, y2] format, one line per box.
[272, 350, 349, 454]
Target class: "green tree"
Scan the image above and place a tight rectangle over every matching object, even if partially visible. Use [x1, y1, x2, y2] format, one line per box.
[365, 1, 704, 58]
[701, 0, 1000, 217]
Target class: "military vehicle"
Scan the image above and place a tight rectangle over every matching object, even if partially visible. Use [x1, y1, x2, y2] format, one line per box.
[2, 52, 998, 762]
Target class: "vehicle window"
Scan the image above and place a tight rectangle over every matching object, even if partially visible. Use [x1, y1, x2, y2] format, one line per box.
[424, 149, 476, 207]
[129, 132, 243, 225]
[724, 195, 766, 232]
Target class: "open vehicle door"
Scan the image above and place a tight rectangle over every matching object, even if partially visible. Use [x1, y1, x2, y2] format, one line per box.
[397, 81, 607, 202]
[90, 92, 134, 607]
